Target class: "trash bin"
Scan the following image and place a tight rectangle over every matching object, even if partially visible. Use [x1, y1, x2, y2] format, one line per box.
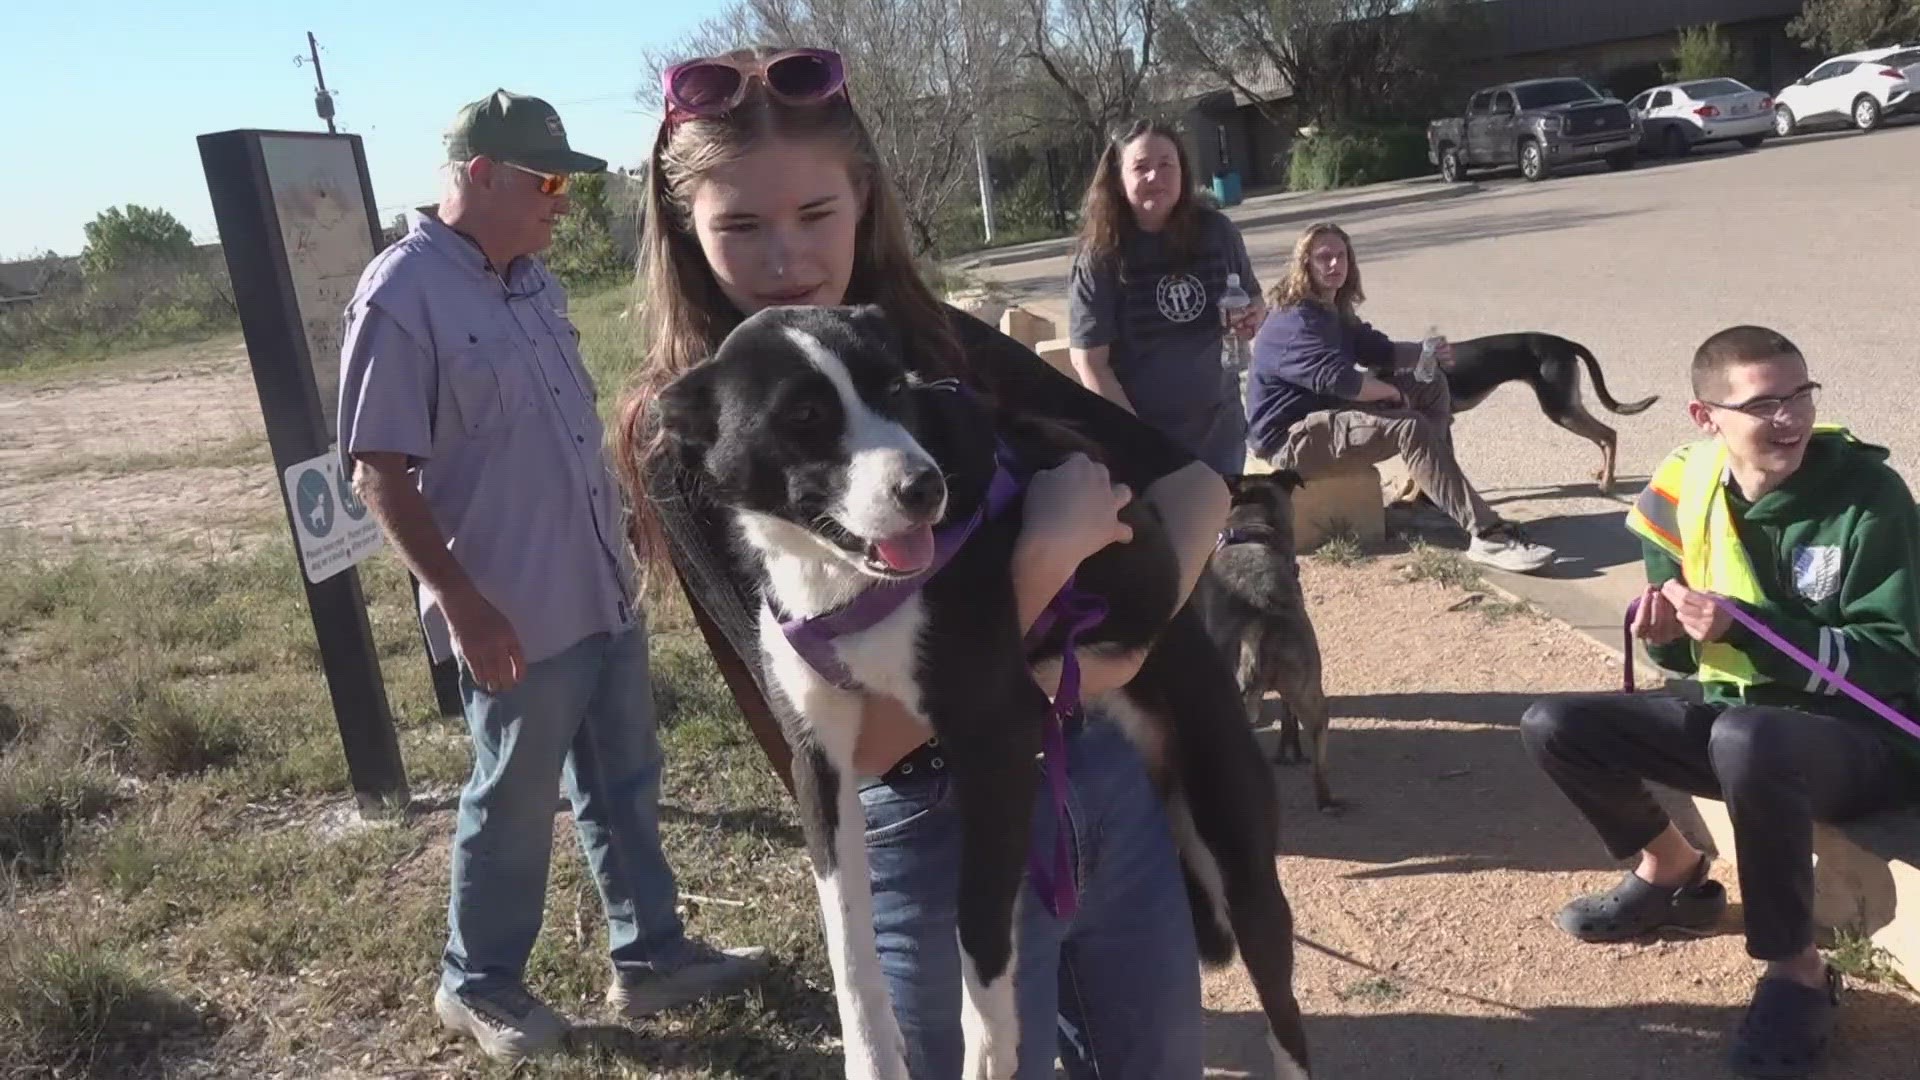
[1211, 169, 1243, 208]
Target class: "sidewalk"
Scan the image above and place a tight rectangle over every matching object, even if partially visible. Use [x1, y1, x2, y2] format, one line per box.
[949, 173, 1486, 276]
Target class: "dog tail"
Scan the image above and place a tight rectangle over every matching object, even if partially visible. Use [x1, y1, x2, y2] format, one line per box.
[1571, 341, 1659, 415]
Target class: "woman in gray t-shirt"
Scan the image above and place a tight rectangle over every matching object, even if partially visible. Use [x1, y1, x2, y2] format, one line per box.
[1068, 120, 1264, 476]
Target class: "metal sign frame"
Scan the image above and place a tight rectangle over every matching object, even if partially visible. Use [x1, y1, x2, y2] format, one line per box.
[198, 129, 409, 814]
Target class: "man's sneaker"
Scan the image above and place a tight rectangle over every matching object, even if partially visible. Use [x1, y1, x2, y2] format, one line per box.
[1467, 522, 1556, 574]
[434, 983, 568, 1062]
[606, 939, 771, 1018]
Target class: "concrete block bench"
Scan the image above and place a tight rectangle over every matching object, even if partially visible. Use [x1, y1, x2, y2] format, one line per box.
[1688, 796, 1920, 985]
[1242, 453, 1386, 552]
[1034, 337, 1076, 381]
[1000, 307, 1057, 352]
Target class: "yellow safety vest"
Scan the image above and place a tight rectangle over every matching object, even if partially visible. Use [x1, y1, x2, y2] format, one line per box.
[1625, 425, 1854, 689]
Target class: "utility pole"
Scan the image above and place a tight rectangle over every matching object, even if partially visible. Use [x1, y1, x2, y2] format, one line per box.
[974, 124, 997, 245]
[305, 31, 337, 134]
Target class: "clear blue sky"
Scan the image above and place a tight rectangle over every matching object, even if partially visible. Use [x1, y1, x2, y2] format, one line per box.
[2, 2, 727, 258]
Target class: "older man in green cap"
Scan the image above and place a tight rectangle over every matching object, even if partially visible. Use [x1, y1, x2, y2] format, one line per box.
[338, 90, 767, 1064]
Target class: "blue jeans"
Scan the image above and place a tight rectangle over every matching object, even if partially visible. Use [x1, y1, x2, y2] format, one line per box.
[441, 626, 685, 994]
[861, 716, 1204, 1079]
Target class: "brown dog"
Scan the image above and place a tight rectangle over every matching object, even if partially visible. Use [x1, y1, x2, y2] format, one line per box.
[1390, 331, 1658, 502]
[1195, 471, 1336, 810]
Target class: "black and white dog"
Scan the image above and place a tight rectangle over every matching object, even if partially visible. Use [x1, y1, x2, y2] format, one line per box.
[656, 305, 1310, 1080]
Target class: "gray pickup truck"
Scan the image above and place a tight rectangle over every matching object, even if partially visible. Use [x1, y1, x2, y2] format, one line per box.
[1427, 78, 1641, 182]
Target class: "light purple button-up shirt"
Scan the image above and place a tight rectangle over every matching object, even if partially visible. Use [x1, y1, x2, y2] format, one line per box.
[337, 210, 635, 667]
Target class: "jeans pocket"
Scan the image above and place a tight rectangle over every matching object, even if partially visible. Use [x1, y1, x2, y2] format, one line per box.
[861, 776, 954, 848]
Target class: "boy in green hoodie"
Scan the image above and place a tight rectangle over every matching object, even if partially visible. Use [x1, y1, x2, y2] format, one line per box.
[1521, 325, 1920, 1080]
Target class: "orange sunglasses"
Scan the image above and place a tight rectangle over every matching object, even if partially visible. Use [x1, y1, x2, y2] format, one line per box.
[500, 160, 572, 196]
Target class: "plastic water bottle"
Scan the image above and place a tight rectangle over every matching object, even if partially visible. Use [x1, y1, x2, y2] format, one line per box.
[1219, 273, 1251, 373]
[1415, 325, 1444, 384]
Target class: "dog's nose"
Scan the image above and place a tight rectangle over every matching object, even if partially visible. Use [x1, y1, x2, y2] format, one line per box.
[894, 467, 946, 518]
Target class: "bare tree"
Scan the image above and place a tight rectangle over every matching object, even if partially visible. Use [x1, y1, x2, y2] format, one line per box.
[1020, 0, 1167, 149]
[639, 0, 1025, 253]
[1163, 0, 1467, 126]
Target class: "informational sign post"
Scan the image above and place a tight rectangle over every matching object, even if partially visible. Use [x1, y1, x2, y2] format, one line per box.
[282, 443, 384, 584]
[198, 129, 409, 814]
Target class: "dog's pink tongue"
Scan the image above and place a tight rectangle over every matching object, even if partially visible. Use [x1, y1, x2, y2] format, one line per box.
[873, 524, 937, 573]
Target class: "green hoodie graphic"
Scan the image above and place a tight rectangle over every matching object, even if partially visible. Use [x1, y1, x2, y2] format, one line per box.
[1637, 430, 1920, 777]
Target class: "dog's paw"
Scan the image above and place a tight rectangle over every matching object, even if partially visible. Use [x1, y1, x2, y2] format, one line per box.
[962, 1041, 1019, 1080]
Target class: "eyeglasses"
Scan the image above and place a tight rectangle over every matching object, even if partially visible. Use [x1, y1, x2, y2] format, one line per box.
[499, 160, 572, 197]
[1701, 382, 1822, 422]
[662, 49, 847, 128]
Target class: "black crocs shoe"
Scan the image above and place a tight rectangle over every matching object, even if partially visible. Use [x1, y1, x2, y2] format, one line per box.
[1730, 965, 1842, 1079]
[1553, 857, 1727, 943]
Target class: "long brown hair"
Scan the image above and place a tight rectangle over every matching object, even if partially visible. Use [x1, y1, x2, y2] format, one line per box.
[613, 45, 962, 568]
[1073, 120, 1207, 277]
[1272, 221, 1366, 320]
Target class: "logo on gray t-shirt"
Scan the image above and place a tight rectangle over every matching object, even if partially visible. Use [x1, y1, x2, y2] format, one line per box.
[1155, 272, 1207, 323]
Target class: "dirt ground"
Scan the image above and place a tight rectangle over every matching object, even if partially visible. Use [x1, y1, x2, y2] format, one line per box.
[0, 339, 274, 553]
[6, 346, 1914, 1079]
[1201, 560, 1918, 1079]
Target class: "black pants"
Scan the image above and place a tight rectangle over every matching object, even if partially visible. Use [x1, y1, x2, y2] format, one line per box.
[1520, 694, 1909, 960]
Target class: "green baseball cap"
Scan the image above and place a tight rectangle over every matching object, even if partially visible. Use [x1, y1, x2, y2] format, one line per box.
[444, 89, 607, 174]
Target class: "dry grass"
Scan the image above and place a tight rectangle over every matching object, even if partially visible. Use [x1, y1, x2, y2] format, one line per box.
[14, 434, 270, 483]
[0, 529, 841, 1076]
[0, 909, 205, 1079]
[1307, 523, 1368, 566]
[1399, 540, 1484, 592]
[1829, 930, 1914, 992]
[0, 282, 848, 1073]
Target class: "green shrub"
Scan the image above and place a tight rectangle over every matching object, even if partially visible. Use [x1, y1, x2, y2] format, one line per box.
[1288, 123, 1433, 191]
[548, 173, 635, 293]
[932, 161, 1076, 257]
[0, 260, 236, 371]
[1665, 23, 1735, 83]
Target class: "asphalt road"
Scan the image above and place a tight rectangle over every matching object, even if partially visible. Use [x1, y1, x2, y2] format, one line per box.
[970, 120, 1920, 636]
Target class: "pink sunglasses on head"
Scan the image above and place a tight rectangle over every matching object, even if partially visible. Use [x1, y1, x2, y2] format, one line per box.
[662, 48, 849, 128]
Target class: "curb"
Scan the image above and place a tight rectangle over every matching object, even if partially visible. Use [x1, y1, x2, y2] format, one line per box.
[1474, 564, 1644, 676]
[949, 179, 1485, 271]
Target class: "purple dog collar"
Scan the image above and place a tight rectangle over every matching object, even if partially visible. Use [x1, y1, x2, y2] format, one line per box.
[1622, 593, 1920, 742]
[771, 444, 1106, 918]
[1215, 525, 1278, 552]
[774, 461, 1024, 691]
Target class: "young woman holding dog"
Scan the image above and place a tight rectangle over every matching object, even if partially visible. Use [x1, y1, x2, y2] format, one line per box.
[1244, 221, 1557, 574]
[1067, 120, 1265, 477]
[614, 46, 1228, 1078]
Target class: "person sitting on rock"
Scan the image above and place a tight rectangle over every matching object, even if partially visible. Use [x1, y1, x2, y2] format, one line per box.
[1244, 221, 1555, 574]
[1521, 325, 1920, 1080]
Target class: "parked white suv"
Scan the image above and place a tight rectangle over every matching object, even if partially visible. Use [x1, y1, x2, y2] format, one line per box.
[1628, 78, 1774, 155]
[1773, 45, 1920, 135]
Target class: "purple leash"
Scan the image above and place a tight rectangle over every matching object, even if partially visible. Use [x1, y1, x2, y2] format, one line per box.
[773, 445, 1108, 918]
[1623, 593, 1920, 742]
[1022, 583, 1109, 919]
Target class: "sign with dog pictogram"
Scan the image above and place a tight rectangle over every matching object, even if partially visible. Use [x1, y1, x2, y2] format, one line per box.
[200, 128, 409, 814]
[283, 444, 383, 584]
